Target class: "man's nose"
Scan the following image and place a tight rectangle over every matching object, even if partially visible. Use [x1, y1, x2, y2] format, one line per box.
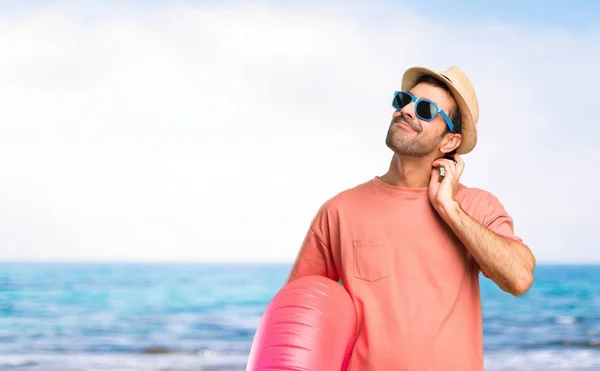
[399, 103, 416, 120]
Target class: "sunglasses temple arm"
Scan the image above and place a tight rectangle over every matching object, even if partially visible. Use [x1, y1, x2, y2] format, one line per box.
[440, 111, 454, 133]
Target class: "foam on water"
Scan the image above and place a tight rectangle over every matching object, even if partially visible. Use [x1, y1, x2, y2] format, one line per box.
[3, 350, 600, 371]
[0, 354, 248, 371]
[485, 349, 600, 371]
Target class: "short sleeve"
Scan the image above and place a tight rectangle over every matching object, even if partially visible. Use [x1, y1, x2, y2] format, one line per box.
[481, 193, 523, 243]
[287, 206, 339, 283]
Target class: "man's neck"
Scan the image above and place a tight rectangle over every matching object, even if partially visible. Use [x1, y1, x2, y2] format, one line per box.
[379, 153, 434, 188]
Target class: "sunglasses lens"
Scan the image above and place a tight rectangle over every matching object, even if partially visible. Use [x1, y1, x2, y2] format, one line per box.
[415, 100, 437, 120]
[393, 92, 412, 109]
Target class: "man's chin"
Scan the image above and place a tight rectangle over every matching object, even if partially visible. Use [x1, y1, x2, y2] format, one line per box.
[385, 138, 431, 158]
[385, 140, 407, 154]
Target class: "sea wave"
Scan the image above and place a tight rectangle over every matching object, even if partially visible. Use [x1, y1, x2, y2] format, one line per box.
[484, 349, 600, 371]
[0, 354, 248, 371]
[3, 349, 600, 371]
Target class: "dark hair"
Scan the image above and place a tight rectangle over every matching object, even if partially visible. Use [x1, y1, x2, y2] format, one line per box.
[414, 75, 463, 136]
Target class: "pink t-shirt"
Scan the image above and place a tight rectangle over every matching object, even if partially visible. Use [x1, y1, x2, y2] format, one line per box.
[288, 177, 523, 371]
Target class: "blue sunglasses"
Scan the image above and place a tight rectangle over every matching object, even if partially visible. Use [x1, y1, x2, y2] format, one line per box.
[392, 91, 455, 133]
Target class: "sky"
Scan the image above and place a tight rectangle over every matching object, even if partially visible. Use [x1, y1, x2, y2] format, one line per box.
[0, 0, 598, 263]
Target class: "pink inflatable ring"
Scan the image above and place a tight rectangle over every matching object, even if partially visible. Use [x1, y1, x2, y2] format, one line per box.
[246, 275, 358, 371]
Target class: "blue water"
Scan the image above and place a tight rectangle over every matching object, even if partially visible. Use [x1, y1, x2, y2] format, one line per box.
[1, 263, 600, 370]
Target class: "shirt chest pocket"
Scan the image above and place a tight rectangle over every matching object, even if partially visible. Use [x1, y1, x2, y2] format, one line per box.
[353, 238, 393, 282]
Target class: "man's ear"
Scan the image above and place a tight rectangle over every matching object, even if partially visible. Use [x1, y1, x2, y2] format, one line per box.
[440, 133, 462, 155]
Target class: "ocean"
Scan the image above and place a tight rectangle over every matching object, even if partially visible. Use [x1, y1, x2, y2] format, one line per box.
[1, 263, 599, 371]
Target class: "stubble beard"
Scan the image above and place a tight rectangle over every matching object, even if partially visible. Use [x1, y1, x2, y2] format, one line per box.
[385, 117, 436, 157]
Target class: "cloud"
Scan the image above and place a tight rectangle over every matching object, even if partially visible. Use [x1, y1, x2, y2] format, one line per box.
[0, 0, 597, 262]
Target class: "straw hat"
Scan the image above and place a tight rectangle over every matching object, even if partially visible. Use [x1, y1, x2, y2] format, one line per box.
[401, 66, 479, 154]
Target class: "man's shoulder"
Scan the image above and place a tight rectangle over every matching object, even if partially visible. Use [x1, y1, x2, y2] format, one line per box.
[456, 184, 509, 223]
[456, 183, 498, 204]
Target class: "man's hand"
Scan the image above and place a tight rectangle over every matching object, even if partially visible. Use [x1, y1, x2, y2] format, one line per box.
[428, 153, 535, 296]
[428, 154, 465, 221]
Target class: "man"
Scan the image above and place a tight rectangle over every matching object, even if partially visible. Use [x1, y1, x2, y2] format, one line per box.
[286, 66, 536, 370]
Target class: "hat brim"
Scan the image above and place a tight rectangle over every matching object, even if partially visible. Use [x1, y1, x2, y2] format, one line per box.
[401, 67, 477, 154]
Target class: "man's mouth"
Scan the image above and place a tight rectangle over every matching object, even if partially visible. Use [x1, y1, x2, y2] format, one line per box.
[394, 116, 420, 133]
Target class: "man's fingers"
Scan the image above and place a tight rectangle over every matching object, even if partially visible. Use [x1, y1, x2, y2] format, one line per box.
[432, 159, 457, 177]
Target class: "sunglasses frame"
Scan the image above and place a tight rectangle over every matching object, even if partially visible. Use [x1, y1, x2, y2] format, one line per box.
[392, 91, 455, 133]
